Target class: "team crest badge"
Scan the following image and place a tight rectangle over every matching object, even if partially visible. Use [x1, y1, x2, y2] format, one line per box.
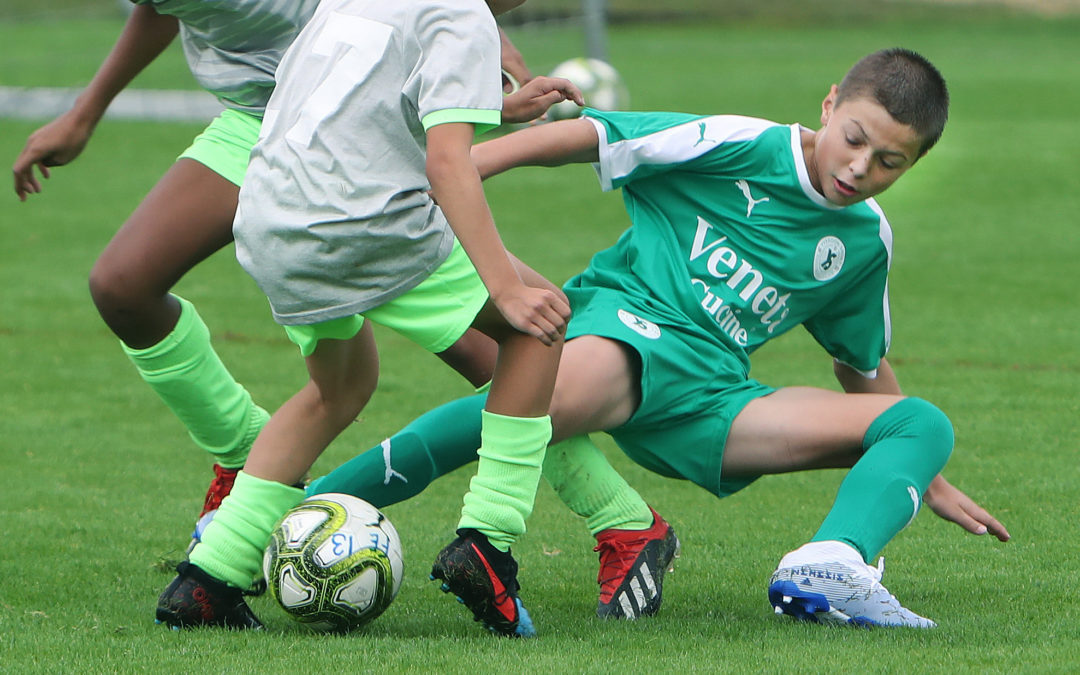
[618, 309, 661, 339]
[813, 236, 845, 281]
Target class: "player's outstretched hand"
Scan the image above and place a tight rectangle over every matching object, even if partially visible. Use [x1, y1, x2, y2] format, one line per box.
[13, 111, 94, 201]
[501, 76, 585, 125]
[492, 284, 571, 346]
[924, 474, 1010, 542]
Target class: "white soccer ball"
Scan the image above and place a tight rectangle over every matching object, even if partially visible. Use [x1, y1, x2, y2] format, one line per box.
[263, 494, 404, 633]
[546, 57, 630, 121]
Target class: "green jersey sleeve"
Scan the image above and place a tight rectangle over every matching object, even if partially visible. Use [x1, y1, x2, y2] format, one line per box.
[583, 109, 779, 191]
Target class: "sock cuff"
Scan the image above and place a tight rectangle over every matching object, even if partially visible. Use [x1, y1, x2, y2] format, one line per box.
[233, 471, 306, 523]
[121, 294, 205, 363]
[480, 410, 552, 447]
[864, 397, 954, 451]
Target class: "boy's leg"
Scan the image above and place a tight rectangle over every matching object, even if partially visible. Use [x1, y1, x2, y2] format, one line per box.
[306, 394, 487, 505]
[432, 325, 560, 637]
[543, 434, 678, 619]
[89, 118, 269, 517]
[723, 388, 952, 627]
[158, 321, 379, 628]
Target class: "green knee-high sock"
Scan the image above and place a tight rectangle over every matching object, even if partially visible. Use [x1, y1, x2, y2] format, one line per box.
[458, 411, 551, 552]
[122, 295, 268, 468]
[307, 394, 487, 506]
[811, 397, 954, 562]
[543, 435, 653, 536]
[189, 471, 305, 589]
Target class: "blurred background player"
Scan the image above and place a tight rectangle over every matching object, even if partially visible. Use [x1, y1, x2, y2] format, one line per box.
[11, 0, 575, 525]
[304, 48, 1011, 628]
[156, 0, 587, 638]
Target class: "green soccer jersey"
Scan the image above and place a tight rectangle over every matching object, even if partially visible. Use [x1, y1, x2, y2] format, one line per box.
[568, 109, 894, 375]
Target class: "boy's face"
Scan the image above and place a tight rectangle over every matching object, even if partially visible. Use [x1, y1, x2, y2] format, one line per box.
[808, 86, 924, 206]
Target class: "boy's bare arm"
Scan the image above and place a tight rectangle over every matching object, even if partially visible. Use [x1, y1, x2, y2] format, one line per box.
[13, 4, 178, 200]
[427, 122, 570, 345]
[834, 358, 1010, 541]
[472, 118, 599, 180]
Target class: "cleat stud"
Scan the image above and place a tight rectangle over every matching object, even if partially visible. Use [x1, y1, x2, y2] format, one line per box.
[782, 595, 793, 603]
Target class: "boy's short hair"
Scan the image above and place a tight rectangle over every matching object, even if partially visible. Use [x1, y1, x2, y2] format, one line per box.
[836, 48, 949, 158]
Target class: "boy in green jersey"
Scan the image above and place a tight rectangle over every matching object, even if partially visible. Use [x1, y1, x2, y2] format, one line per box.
[307, 48, 1010, 627]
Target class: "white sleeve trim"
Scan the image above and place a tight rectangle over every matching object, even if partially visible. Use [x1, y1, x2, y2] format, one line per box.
[589, 114, 773, 191]
[834, 358, 879, 379]
[587, 116, 613, 191]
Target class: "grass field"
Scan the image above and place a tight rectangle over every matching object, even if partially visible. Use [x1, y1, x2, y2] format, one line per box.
[1, 7, 1078, 674]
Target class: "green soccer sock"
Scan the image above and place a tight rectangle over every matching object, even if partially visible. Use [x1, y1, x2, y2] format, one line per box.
[811, 397, 955, 562]
[457, 411, 551, 552]
[543, 435, 654, 536]
[307, 394, 487, 506]
[122, 295, 268, 468]
[189, 471, 306, 589]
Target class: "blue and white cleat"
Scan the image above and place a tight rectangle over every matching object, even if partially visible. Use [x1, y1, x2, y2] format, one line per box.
[767, 541, 936, 628]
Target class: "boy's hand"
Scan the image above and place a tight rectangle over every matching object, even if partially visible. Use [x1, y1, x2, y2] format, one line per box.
[13, 112, 93, 201]
[501, 76, 584, 125]
[924, 474, 1010, 542]
[491, 284, 571, 346]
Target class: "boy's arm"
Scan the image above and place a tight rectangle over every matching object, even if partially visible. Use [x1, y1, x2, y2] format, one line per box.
[472, 118, 599, 180]
[427, 122, 570, 345]
[834, 358, 1010, 542]
[13, 4, 178, 200]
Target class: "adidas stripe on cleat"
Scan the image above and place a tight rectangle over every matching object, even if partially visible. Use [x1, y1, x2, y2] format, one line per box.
[594, 507, 680, 619]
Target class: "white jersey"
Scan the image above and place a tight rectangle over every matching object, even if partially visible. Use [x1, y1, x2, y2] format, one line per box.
[234, 0, 503, 325]
[133, 0, 319, 114]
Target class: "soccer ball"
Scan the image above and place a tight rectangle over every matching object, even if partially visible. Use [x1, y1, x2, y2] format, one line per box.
[546, 57, 630, 121]
[263, 493, 404, 633]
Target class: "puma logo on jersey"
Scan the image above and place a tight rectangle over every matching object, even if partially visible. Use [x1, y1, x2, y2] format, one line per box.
[381, 438, 407, 485]
[736, 179, 770, 218]
[693, 122, 716, 147]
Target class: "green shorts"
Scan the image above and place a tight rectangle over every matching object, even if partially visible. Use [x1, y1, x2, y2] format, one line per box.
[284, 239, 488, 357]
[565, 288, 774, 498]
[178, 108, 262, 186]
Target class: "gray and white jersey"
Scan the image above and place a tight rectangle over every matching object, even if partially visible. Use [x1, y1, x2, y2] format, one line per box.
[234, 0, 503, 325]
[133, 0, 320, 114]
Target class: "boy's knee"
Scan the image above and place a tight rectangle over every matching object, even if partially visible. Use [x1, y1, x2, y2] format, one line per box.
[867, 397, 954, 468]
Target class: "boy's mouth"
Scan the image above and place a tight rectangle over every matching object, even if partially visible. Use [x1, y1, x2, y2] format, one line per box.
[833, 177, 858, 197]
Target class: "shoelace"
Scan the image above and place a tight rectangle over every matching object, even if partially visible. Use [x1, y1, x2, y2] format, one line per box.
[594, 537, 641, 591]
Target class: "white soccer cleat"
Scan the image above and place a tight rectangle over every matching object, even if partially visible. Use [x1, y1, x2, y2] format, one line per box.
[767, 540, 936, 628]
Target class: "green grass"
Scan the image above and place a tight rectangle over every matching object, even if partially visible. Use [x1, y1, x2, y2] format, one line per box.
[2, 10, 1079, 673]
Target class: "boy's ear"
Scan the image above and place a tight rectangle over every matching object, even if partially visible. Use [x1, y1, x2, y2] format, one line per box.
[820, 84, 839, 127]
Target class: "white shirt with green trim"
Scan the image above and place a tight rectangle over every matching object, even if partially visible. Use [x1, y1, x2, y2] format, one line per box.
[133, 0, 320, 114]
[234, 0, 503, 325]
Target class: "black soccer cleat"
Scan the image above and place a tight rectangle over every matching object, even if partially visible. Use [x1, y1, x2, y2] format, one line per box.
[593, 507, 680, 619]
[155, 561, 264, 630]
[430, 529, 536, 637]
